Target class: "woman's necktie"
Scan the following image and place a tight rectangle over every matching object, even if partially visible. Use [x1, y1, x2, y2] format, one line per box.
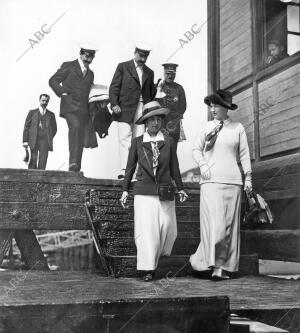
[152, 142, 160, 168]
[205, 121, 224, 152]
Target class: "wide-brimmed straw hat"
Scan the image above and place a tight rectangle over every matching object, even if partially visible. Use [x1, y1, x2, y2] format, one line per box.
[204, 89, 238, 110]
[88, 84, 109, 103]
[135, 101, 169, 125]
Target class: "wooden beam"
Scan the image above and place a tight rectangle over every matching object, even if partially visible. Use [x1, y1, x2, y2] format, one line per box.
[14, 230, 49, 270]
[207, 0, 220, 94]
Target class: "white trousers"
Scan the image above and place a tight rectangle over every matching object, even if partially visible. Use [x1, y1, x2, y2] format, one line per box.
[134, 195, 177, 271]
[118, 102, 144, 171]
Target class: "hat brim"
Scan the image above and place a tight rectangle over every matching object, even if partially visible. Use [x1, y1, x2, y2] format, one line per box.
[135, 108, 169, 125]
[88, 94, 109, 103]
[204, 94, 238, 110]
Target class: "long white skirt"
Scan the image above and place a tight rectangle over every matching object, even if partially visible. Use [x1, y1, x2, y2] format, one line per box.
[190, 183, 242, 272]
[134, 195, 177, 271]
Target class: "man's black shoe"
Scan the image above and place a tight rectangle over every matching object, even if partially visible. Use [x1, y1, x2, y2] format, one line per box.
[69, 163, 79, 172]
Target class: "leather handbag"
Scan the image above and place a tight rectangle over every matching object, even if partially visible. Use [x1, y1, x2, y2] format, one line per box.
[158, 184, 175, 201]
[243, 189, 274, 228]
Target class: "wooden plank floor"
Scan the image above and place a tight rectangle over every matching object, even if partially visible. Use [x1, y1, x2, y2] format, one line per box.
[0, 271, 299, 311]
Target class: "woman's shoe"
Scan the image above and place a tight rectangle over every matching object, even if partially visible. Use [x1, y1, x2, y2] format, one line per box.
[211, 268, 230, 280]
[142, 271, 154, 282]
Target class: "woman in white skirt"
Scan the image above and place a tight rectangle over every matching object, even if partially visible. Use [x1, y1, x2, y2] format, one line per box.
[120, 101, 188, 281]
[190, 89, 252, 280]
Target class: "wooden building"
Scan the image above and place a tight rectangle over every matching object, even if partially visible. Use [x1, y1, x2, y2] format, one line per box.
[204, 0, 300, 231]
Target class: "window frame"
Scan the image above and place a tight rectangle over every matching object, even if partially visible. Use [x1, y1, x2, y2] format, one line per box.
[254, 0, 300, 75]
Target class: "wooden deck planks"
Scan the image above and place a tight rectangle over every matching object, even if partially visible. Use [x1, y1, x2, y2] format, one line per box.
[0, 272, 299, 311]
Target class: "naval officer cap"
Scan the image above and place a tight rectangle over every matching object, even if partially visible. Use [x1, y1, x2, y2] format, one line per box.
[79, 42, 99, 54]
[162, 63, 178, 73]
[135, 42, 152, 55]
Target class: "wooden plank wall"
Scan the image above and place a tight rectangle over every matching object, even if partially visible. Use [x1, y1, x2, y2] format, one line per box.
[258, 64, 300, 157]
[219, 0, 252, 88]
[229, 87, 255, 159]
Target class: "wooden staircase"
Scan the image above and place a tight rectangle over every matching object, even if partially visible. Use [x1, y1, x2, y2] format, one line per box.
[87, 188, 259, 278]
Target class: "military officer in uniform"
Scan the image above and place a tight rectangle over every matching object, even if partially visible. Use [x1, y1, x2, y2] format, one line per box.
[155, 63, 186, 151]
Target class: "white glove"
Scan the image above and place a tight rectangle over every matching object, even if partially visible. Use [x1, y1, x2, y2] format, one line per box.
[200, 163, 211, 180]
[23, 142, 29, 148]
[178, 190, 188, 203]
[244, 180, 252, 192]
[120, 191, 129, 208]
[244, 172, 252, 191]
[112, 105, 121, 114]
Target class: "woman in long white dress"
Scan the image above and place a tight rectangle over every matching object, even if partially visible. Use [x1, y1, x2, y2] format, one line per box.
[190, 89, 252, 280]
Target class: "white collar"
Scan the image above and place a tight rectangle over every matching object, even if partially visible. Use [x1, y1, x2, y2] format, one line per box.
[39, 106, 47, 114]
[78, 57, 87, 72]
[213, 118, 231, 126]
[143, 130, 164, 143]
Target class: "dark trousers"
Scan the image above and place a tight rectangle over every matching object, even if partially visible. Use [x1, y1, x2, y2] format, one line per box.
[64, 112, 87, 170]
[29, 136, 49, 170]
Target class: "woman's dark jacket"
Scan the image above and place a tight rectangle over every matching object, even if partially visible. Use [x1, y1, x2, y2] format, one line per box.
[122, 134, 184, 195]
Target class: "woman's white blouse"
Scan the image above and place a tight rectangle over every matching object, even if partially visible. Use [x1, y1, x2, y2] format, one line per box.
[193, 118, 251, 185]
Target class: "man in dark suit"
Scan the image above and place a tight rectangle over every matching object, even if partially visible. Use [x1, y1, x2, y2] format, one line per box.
[23, 94, 57, 169]
[109, 43, 156, 179]
[49, 44, 98, 172]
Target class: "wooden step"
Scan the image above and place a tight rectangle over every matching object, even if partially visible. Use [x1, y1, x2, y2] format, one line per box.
[100, 229, 300, 261]
[230, 315, 288, 333]
[107, 254, 258, 278]
[241, 230, 300, 262]
[95, 221, 199, 238]
[102, 237, 200, 256]
[92, 204, 200, 222]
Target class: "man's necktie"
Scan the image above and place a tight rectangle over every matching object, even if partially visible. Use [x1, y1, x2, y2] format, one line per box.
[82, 67, 87, 77]
[205, 120, 224, 152]
[39, 109, 45, 128]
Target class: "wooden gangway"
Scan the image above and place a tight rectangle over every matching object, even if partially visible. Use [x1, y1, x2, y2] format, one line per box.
[0, 168, 299, 332]
[0, 271, 299, 332]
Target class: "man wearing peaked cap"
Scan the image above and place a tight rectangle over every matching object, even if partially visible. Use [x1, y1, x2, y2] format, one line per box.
[109, 42, 156, 179]
[49, 43, 99, 172]
[155, 63, 186, 151]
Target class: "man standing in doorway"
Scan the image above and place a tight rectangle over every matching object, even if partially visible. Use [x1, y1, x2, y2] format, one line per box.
[22, 94, 57, 169]
[49, 43, 98, 172]
[109, 43, 156, 179]
[156, 63, 186, 151]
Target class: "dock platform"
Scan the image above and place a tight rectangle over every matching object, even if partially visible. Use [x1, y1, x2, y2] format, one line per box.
[0, 271, 299, 332]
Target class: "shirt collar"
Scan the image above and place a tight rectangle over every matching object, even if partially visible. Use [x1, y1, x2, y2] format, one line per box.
[213, 117, 231, 126]
[78, 57, 87, 72]
[143, 130, 164, 143]
[39, 106, 46, 114]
